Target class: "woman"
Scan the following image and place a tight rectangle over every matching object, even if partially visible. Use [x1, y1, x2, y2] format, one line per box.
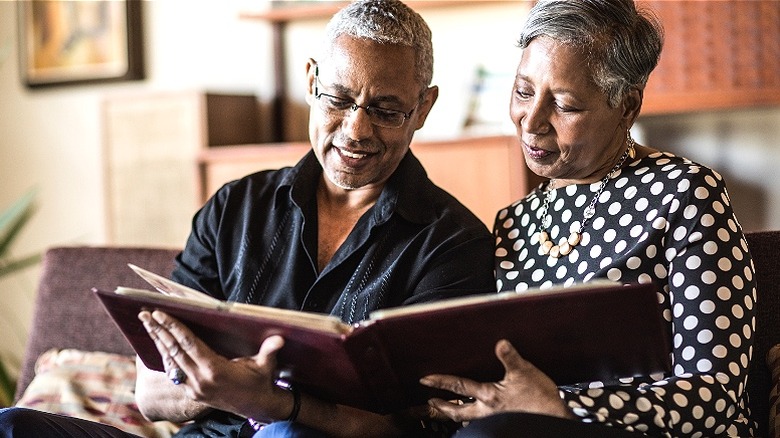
[420, 0, 757, 437]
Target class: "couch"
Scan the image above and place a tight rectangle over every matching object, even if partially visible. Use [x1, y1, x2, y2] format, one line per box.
[12, 246, 181, 436]
[10, 233, 780, 436]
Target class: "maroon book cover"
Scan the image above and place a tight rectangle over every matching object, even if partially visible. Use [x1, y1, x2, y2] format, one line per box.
[93, 281, 670, 414]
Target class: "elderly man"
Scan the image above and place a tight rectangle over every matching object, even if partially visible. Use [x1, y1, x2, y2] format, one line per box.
[0, 1, 494, 437]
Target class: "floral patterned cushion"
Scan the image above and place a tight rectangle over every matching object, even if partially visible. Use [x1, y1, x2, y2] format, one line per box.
[15, 349, 180, 438]
[769, 344, 780, 438]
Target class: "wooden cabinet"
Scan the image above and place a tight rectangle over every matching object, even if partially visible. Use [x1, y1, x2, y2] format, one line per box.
[198, 136, 544, 228]
[103, 91, 260, 246]
[640, 0, 780, 114]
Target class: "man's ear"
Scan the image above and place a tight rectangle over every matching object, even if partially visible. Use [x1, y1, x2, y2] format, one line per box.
[621, 86, 643, 127]
[413, 85, 439, 130]
[304, 58, 317, 105]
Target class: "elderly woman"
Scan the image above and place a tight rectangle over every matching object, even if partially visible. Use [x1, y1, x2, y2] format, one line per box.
[420, 0, 756, 437]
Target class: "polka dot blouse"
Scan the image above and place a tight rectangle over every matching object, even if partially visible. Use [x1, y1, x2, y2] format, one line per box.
[494, 152, 757, 437]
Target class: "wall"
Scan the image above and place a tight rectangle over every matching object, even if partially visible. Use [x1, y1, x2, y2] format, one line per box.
[0, 0, 272, 381]
[0, 0, 779, 384]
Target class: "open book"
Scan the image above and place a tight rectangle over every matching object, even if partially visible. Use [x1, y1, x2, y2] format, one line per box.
[93, 265, 671, 414]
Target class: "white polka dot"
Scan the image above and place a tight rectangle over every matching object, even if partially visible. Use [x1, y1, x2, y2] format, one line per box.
[701, 271, 717, 284]
[626, 257, 641, 269]
[700, 214, 715, 227]
[636, 397, 652, 412]
[685, 255, 702, 270]
[652, 217, 667, 231]
[672, 393, 689, 407]
[683, 315, 699, 330]
[683, 204, 698, 219]
[608, 394, 625, 409]
[699, 300, 715, 314]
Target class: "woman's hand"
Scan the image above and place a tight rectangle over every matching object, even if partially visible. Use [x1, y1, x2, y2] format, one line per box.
[138, 309, 294, 422]
[419, 339, 574, 422]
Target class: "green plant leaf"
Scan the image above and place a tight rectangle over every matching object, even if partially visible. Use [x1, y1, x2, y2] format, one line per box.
[0, 253, 42, 278]
[0, 189, 37, 260]
[0, 357, 14, 407]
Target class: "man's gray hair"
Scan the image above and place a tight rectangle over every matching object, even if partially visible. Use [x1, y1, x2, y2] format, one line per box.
[518, 0, 663, 108]
[323, 0, 434, 91]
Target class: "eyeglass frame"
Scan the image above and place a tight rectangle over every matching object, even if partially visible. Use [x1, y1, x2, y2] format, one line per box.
[312, 62, 422, 129]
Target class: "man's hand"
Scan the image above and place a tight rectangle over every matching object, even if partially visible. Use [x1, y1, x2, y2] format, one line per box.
[137, 309, 433, 437]
[137, 310, 294, 422]
[419, 339, 574, 422]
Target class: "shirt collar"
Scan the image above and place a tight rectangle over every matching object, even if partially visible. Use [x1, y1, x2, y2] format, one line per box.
[274, 149, 438, 225]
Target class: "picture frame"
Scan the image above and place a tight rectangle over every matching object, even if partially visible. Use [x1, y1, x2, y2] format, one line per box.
[18, 0, 144, 88]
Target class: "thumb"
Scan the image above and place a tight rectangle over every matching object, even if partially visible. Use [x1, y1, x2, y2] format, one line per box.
[253, 335, 285, 366]
[495, 339, 527, 373]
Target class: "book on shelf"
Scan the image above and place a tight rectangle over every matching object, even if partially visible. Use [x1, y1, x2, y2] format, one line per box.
[93, 264, 671, 414]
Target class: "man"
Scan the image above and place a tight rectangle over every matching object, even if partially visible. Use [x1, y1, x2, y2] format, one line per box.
[0, 1, 493, 437]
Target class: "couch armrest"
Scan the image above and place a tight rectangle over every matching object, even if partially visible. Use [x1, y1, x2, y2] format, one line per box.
[14, 246, 180, 402]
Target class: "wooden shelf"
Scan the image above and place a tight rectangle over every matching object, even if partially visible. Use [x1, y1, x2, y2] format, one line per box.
[240, 1, 510, 142]
[240, 1, 507, 23]
[198, 136, 545, 227]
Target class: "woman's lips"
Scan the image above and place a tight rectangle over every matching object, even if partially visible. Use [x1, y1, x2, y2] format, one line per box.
[524, 142, 555, 160]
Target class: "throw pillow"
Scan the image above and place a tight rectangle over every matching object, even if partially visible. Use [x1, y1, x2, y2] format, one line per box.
[769, 343, 780, 438]
[15, 348, 180, 438]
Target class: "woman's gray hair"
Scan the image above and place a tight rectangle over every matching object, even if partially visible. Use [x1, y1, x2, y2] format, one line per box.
[323, 0, 434, 91]
[519, 0, 663, 107]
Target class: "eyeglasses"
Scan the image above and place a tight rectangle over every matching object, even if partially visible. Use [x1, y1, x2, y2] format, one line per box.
[313, 65, 418, 129]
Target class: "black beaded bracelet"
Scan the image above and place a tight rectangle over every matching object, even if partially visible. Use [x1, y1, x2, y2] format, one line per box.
[246, 379, 301, 431]
[275, 379, 301, 423]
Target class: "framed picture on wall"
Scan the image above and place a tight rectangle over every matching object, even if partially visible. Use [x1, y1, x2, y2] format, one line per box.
[18, 0, 144, 87]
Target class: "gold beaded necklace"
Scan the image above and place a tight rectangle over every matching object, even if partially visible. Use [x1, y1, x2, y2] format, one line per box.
[537, 136, 636, 258]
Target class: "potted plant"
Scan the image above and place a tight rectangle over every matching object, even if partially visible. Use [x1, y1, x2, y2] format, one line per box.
[0, 190, 41, 406]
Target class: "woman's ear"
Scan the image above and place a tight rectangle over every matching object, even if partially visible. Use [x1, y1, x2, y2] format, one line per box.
[621, 86, 643, 127]
[305, 58, 317, 105]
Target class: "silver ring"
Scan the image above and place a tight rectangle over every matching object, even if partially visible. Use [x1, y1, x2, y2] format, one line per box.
[168, 367, 187, 385]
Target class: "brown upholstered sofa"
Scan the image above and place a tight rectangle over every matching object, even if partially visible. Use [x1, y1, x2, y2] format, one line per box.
[10, 233, 780, 436]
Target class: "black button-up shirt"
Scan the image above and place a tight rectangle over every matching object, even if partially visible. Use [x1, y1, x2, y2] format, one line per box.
[173, 150, 495, 322]
[171, 150, 495, 437]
